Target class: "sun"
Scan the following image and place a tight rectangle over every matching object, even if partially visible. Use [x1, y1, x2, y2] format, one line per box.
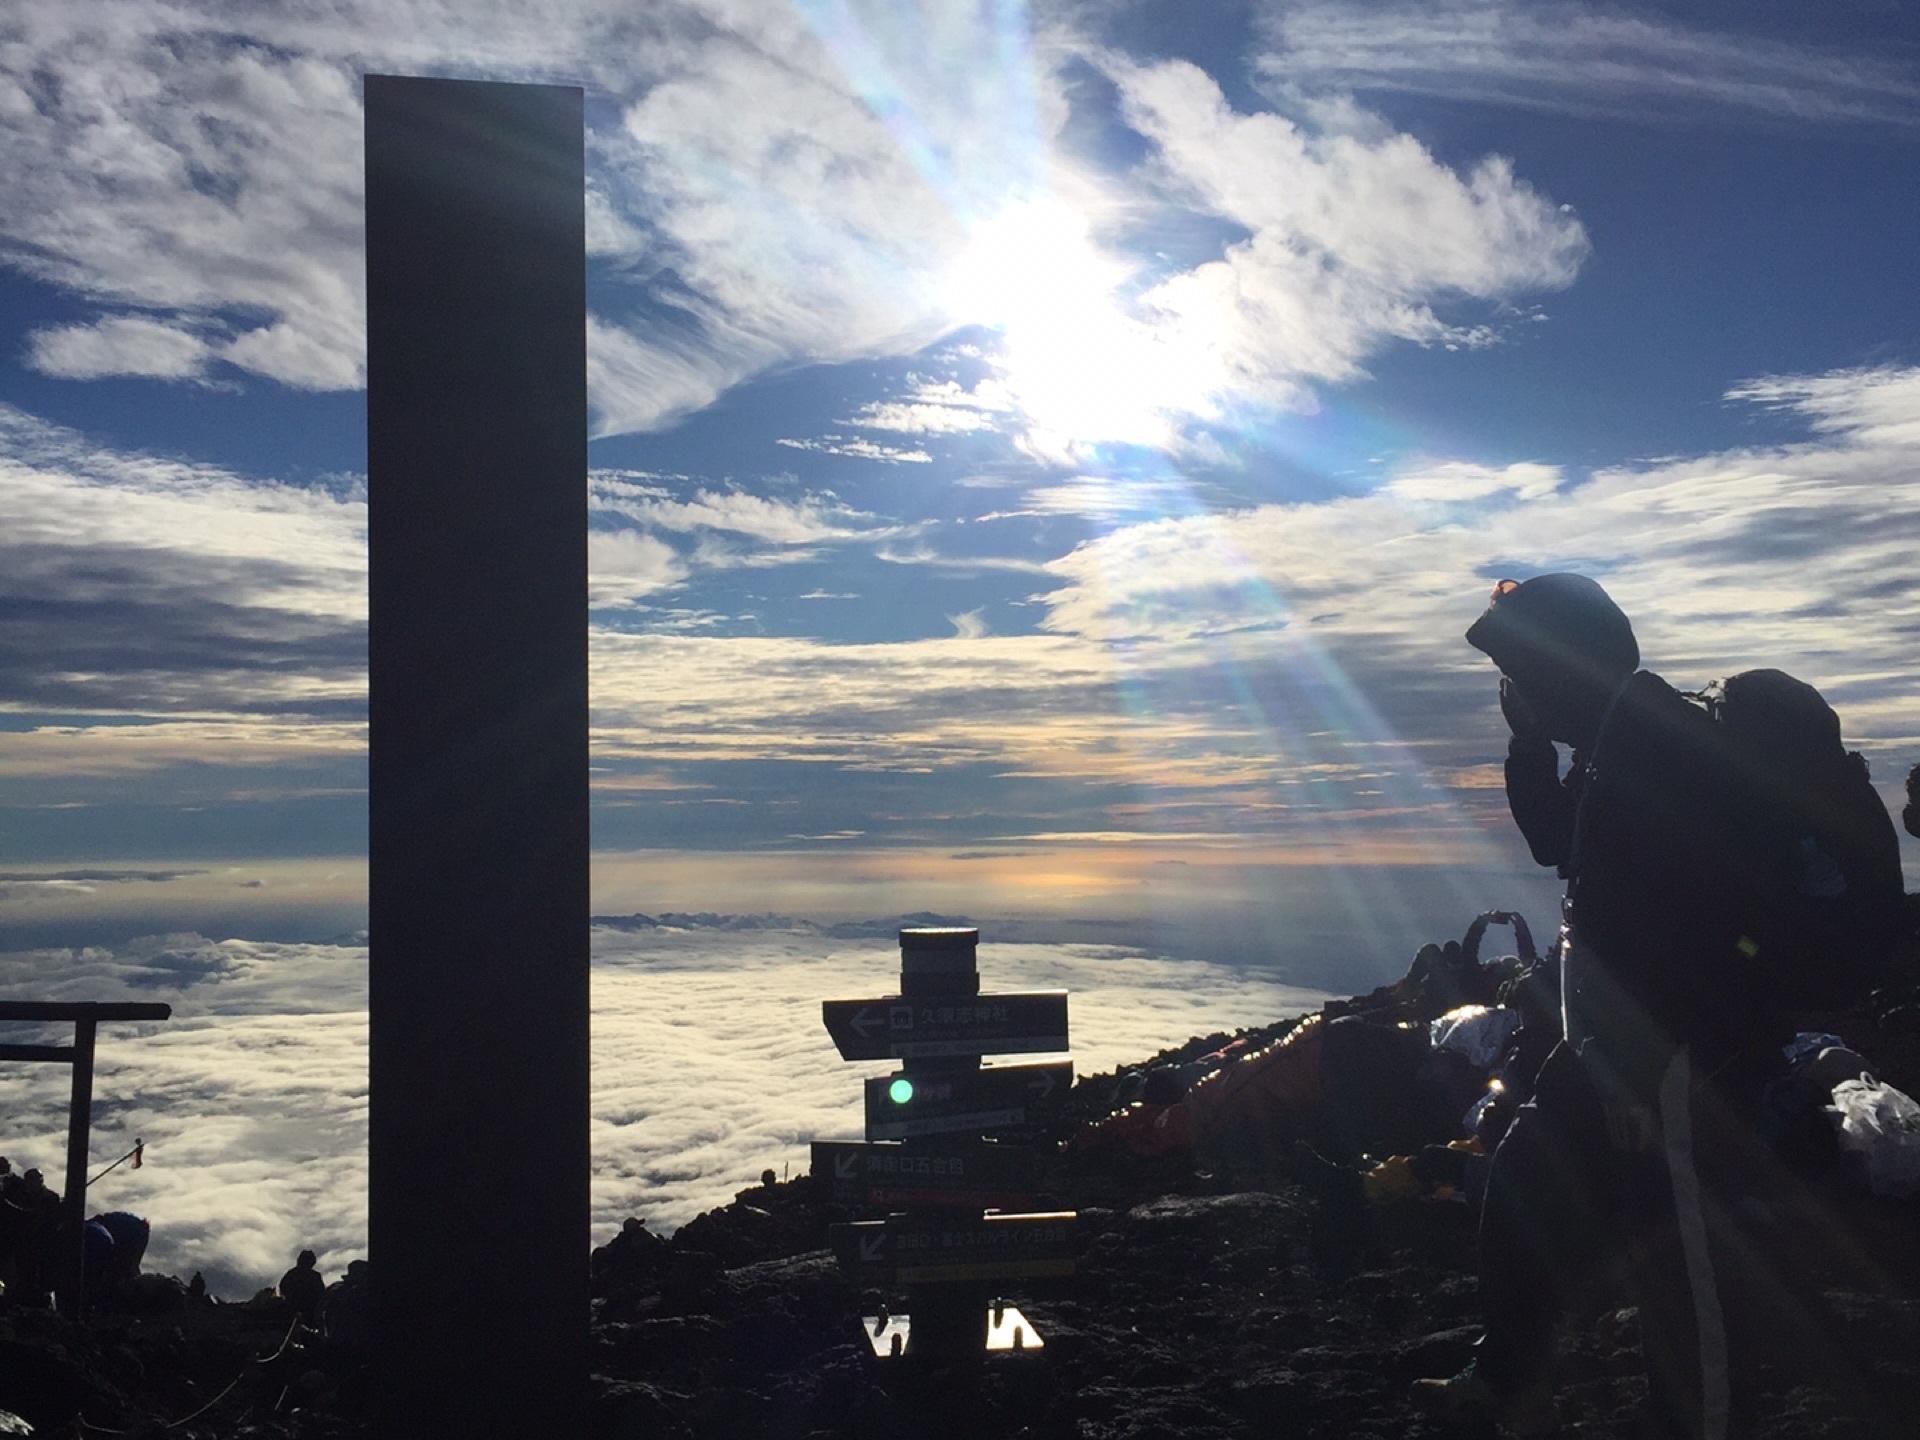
[940, 198, 1217, 453]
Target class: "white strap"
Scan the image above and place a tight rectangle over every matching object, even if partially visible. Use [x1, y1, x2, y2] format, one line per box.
[1660, 1047, 1730, 1440]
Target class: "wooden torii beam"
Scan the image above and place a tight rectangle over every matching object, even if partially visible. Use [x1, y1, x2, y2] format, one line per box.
[0, 1000, 172, 1318]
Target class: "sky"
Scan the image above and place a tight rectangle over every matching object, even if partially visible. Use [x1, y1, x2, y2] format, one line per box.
[1, 0, 1919, 1287]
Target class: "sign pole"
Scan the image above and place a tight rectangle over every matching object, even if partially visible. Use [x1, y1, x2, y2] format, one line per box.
[898, 929, 985, 1361]
[365, 74, 590, 1440]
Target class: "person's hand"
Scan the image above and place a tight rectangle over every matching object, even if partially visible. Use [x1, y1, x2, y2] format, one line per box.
[1499, 675, 1543, 739]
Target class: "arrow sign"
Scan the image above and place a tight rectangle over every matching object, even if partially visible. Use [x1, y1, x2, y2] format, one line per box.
[830, 1211, 1077, 1285]
[822, 991, 1068, 1061]
[864, 1061, 1073, 1140]
[810, 1139, 1039, 1209]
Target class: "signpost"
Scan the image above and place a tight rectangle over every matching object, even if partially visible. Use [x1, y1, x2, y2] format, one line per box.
[822, 993, 1068, 1061]
[831, 1211, 1079, 1285]
[813, 927, 1075, 1362]
[864, 1060, 1072, 1140]
[810, 1139, 1038, 1209]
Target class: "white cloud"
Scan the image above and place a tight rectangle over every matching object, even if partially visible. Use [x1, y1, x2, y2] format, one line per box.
[589, 529, 687, 607]
[1383, 460, 1562, 502]
[1256, 1, 1920, 125]
[948, 608, 990, 640]
[0, 404, 365, 713]
[1108, 56, 1588, 417]
[586, 312, 766, 438]
[592, 476, 885, 545]
[1034, 364, 1920, 762]
[3, 20, 366, 390]
[0, 927, 1330, 1295]
[1, 2, 1589, 448]
[847, 377, 1019, 435]
[775, 436, 933, 464]
[220, 319, 363, 392]
[1727, 366, 1920, 450]
[996, 474, 1212, 520]
[27, 315, 216, 381]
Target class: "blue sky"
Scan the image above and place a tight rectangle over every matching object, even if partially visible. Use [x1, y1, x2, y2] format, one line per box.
[1, 0, 1918, 982]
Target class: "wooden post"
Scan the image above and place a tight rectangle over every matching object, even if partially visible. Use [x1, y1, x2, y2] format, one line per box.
[0, 1003, 169, 1318]
[365, 75, 590, 1440]
[898, 928, 988, 1360]
[58, 1016, 96, 1320]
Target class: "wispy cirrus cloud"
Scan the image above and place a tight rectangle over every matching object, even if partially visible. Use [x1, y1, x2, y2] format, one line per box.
[0, 405, 366, 716]
[1034, 363, 1920, 772]
[843, 376, 1021, 436]
[1255, 1, 1920, 126]
[591, 472, 886, 544]
[774, 436, 933, 464]
[575, 363, 1920, 867]
[2, 2, 1591, 452]
[585, 470, 904, 604]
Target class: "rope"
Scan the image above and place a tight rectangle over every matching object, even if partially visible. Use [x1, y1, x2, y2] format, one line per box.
[76, 1314, 304, 1435]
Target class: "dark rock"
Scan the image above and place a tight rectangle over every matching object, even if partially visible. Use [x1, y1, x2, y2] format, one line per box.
[10, 984, 1920, 1439]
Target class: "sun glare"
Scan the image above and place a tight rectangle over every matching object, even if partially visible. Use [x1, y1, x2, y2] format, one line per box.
[942, 199, 1217, 452]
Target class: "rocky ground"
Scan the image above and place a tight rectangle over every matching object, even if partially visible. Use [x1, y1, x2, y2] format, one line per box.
[7, 987, 1920, 1439]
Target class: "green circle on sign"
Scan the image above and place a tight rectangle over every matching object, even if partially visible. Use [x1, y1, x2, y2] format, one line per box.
[889, 1078, 914, 1104]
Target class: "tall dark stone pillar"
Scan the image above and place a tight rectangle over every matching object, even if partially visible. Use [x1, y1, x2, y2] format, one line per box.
[364, 75, 589, 1440]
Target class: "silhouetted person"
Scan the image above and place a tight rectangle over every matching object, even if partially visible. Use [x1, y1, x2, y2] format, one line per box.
[1482, 575, 1641, 878]
[279, 1248, 326, 1324]
[323, 1258, 370, 1348]
[1418, 574, 1808, 1439]
[1905, 762, 1920, 840]
[89, 1211, 150, 1302]
[8, 1169, 62, 1308]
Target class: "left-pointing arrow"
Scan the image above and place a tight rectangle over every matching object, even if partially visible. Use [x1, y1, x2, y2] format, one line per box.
[850, 1006, 883, 1039]
[860, 1232, 885, 1263]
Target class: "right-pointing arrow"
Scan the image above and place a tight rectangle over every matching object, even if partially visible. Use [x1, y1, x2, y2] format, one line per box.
[1028, 1070, 1055, 1099]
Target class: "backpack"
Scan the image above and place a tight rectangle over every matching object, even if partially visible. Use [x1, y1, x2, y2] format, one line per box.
[1693, 669, 1908, 1009]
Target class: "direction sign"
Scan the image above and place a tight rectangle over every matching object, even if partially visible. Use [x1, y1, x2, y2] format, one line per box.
[830, 1211, 1077, 1285]
[864, 1061, 1072, 1140]
[822, 991, 1068, 1061]
[810, 1139, 1038, 1209]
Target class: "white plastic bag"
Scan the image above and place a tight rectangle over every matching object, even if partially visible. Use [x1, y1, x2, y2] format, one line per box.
[1827, 1076, 1920, 1199]
[1429, 1005, 1523, 1071]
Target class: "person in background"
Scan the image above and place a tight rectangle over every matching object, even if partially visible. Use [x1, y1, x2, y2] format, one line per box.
[279, 1248, 327, 1325]
[90, 1210, 151, 1301]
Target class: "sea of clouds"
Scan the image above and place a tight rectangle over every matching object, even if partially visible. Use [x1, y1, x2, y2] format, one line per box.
[0, 922, 1330, 1298]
